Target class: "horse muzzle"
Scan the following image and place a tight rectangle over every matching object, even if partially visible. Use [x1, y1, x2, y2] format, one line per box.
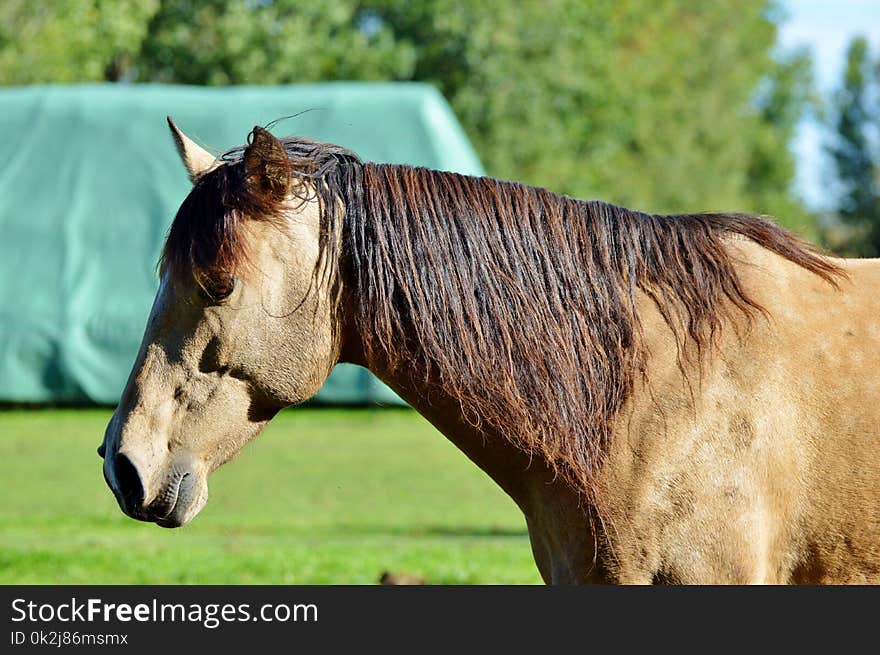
[100, 447, 208, 528]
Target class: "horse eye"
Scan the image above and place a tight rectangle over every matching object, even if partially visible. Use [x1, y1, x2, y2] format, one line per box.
[200, 276, 236, 303]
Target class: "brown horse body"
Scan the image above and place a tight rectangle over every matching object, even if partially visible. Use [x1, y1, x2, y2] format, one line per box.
[371, 243, 880, 583]
[99, 122, 879, 583]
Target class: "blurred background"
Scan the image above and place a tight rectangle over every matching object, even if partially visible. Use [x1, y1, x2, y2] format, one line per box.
[0, 0, 877, 584]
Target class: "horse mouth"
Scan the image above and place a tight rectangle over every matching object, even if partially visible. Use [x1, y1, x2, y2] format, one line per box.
[147, 472, 187, 527]
[150, 471, 205, 528]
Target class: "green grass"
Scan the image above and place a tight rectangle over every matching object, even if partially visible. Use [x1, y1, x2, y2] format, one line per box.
[0, 408, 541, 584]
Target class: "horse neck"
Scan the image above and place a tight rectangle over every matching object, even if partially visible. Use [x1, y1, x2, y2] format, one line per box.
[335, 261, 606, 581]
[334, 260, 573, 497]
[356, 341, 577, 500]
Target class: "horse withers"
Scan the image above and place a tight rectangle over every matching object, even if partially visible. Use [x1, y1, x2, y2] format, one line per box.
[98, 119, 879, 583]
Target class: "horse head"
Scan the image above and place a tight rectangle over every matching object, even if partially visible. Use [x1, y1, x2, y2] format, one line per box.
[98, 120, 347, 526]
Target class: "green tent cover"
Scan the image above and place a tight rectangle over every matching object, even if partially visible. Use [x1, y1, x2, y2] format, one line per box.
[0, 83, 484, 404]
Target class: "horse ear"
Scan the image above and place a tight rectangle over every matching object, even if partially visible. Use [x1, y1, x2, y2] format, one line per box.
[167, 116, 218, 183]
[243, 126, 291, 202]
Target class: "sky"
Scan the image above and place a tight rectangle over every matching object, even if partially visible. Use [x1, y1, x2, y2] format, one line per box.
[778, 0, 879, 210]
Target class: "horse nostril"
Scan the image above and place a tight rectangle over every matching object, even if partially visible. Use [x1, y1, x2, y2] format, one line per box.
[113, 452, 145, 512]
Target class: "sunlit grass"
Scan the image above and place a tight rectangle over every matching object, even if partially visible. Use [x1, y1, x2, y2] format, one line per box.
[0, 408, 541, 584]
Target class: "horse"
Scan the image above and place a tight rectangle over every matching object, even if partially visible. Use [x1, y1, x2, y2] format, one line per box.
[98, 118, 880, 584]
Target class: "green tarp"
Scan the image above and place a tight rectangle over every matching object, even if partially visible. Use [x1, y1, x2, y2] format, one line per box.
[0, 83, 484, 404]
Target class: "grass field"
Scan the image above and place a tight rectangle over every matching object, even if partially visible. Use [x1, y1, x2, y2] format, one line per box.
[0, 408, 541, 584]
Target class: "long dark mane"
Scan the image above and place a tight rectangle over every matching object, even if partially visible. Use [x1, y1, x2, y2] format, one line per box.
[163, 133, 842, 499]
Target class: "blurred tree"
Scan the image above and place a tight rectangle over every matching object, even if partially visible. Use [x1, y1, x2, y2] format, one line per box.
[0, 0, 159, 83]
[745, 48, 816, 236]
[0, 0, 817, 234]
[135, 0, 415, 84]
[827, 37, 880, 256]
[365, 0, 817, 233]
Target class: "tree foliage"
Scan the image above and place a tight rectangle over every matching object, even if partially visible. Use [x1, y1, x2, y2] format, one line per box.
[827, 37, 880, 256]
[366, 1, 815, 231]
[0, 0, 159, 83]
[0, 0, 817, 234]
[136, 1, 415, 84]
